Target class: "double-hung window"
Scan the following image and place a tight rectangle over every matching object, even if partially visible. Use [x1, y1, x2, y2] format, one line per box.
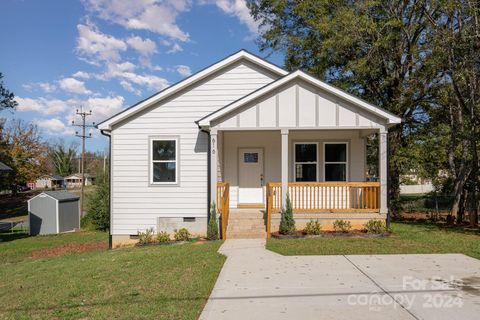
[294, 143, 318, 182]
[324, 143, 348, 181]
[151, 138, 178, 184]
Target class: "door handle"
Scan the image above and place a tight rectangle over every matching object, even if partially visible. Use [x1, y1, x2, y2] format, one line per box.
[260, 174, 264, 186]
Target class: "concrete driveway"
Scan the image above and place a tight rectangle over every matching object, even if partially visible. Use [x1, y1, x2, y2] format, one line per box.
[200, 239, 480, 320]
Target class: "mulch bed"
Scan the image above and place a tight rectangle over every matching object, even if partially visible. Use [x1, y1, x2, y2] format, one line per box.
[271, 230, 391, 239]
[30, 241, 108, 259]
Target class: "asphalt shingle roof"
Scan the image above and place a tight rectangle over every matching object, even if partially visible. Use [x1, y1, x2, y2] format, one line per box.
[43, 191, 79, 202]
[0, 161, 13, 172]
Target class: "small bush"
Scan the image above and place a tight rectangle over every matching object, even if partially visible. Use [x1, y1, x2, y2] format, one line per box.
[84, 169, 110, 231]
[363, 220, 387, 233]
[156, 231, 171, 243]
[174, 228, 191, 241]
[207, 202, 219, 240]
[304, 220, 322, 235]
[333, 220, 352, 233]
[138, 228, 155, 245]
[279, 193, 296, 235]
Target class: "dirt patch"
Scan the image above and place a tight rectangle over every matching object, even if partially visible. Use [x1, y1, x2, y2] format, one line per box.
[30, 241, 108, 259]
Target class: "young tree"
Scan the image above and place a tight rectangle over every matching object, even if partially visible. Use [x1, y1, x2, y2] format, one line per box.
[0, 73, 17, 112]
[84, 169, 110, 230]
[50, 142, 78, 176]
[279, 193, 295, 235]
[207, 202, 219, 240]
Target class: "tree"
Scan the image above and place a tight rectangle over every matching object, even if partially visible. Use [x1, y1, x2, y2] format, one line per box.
[84, 169, 110, 230]
[247, 0, 442, 215]
[0, 118, 48, 189]
[279, 193, 295, 235]
[0, 73, 17, 112]
[50, 142, 77, 176]
[207, 202, 219, 240]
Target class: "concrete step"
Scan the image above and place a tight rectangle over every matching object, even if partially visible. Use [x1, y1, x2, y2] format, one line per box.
[228, 213, 264, 219]
[227, 225, 266, 232]
[227, 231, 266, 239]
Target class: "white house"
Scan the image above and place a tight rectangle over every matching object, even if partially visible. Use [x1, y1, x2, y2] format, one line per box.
[33, 175, 65, 189]
[97, 50, 401, 247]
[65, 173, 95, 189]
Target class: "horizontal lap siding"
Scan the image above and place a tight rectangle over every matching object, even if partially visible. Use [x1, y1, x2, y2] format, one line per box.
[111, 62, 277, 234]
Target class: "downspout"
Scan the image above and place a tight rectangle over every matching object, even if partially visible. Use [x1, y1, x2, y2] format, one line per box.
[200, 128, 212, 219]
[386, 128, 391, 229]
[100, 129, 112, 249]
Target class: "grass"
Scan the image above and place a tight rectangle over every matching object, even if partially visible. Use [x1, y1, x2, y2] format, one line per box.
[267, 222, 480, 259]
[0, 231, 225, 319]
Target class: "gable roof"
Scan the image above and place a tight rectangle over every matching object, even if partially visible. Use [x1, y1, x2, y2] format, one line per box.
[0, 161, 13, 172]
[29, 191, 79, 203]
[37, 174, 64, 181]
[197, 70, 402, 128]
[97, 50, 288, 131]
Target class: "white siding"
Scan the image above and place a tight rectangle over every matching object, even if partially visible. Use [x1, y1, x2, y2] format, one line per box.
[213, 80, 384, 129]
[111, 61, 278, 235]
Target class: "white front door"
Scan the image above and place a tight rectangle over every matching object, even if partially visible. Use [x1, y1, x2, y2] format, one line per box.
[238, 148, 264, 205]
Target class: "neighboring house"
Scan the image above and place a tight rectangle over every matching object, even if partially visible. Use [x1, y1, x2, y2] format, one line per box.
[33, 174, 65, 189]
[65, 173, 95, 189]
[97, 50, 401, 247]
[400, 171, 437, 194]
[0, 161, 13, 173]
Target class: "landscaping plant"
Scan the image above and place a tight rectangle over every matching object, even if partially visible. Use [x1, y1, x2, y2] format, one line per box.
[156, 231, 170, 243]
[363, 220, 387, 233]
[333, 220, 352, 233]
[207, 202, 219, 240]
[279, 193, 296, 235]
[138, 228, 155, 245]
[304, 219, 322, 235]
[84, 169, 110, 230]
[174, 228, 191, 241]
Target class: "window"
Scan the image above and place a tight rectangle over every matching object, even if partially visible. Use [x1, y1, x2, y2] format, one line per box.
[324, 143, 347, 181]
[151, 138, 178, 184]
[294, 143, 317, 182]
[244, 153, 258, 163]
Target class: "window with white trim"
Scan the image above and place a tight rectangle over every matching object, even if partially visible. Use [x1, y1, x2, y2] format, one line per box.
[294, 143, 317, 182]
[151, 139, 177, 184]
[324, 143, 347, 181]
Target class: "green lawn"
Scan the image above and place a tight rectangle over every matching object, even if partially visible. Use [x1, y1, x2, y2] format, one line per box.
[0, 231, 225, 319]
[267, 222, 480, 259]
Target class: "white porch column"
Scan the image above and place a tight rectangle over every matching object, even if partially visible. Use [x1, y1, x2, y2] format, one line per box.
[281, 129, 289, 208]
[210, 129, 218, 207]
[379, 128, 388, 214]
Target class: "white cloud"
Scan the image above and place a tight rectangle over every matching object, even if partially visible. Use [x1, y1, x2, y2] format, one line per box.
[35, 118, 75, 135]
[59, 77, 92, 95]
[76, 23, 127, 63]
[175, 65, 192, 77]
[121, 72, 169, 91]
[72, 71, 91, 79]
[16, 97, 70, 115]
[22, 82, 56, 93]
[202, 0, 259, 35]
[127, 35, 157, 56]
[83, 0, 191, 41]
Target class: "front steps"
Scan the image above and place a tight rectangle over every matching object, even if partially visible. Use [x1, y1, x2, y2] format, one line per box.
[226, 209, 266, 239]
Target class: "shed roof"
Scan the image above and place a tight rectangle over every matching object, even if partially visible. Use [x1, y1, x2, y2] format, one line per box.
[30, 191, 79, 202]
[0, 161, 13, 172]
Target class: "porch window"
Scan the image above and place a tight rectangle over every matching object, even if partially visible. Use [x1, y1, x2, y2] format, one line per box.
[151, 138, 178, 184]
[324, 143, 347, 181]
[294, 143, 317, 182]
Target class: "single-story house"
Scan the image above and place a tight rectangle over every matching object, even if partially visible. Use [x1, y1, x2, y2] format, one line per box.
[97, 50, 401, 247]
[65, 173, 95, 189]
[32, 174, 65, 189]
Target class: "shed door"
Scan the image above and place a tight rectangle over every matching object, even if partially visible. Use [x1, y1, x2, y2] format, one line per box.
[238, 148, 264, 206]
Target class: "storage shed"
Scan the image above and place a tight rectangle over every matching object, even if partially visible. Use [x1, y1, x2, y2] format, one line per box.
[28, 191, 80, 235]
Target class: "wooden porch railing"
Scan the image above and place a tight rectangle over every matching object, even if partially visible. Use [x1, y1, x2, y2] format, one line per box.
[266, 182, 380, 238]
[216, 182, 230, 240]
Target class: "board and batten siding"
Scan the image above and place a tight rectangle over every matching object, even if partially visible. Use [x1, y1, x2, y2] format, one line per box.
[111, 61, 278, 235]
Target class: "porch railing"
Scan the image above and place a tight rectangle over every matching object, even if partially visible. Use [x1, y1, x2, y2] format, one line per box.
[266, 182, 380, 238]
[217, 182, 230, 240]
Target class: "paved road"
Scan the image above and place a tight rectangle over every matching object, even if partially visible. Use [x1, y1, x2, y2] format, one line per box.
[200, 239, 480, 320]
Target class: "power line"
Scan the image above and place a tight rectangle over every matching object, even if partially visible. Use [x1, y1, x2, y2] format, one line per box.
[72, 107, 95, 218]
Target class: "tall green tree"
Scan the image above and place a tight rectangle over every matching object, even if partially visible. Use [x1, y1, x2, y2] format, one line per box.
[0, 73, 17, 112]
[247, 0, 441, 214]
[50, 142, 77, 176]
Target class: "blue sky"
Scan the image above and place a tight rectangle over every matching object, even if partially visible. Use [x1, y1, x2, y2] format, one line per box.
[0, 0, 283, 151]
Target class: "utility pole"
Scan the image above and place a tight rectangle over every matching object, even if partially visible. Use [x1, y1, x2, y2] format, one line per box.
[72, 107, 95, 218]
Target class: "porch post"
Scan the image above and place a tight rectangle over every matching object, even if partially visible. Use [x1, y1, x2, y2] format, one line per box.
[379, 127, 388, 214]
[210, 129, 218, 207]
[281, 129, 289, 208]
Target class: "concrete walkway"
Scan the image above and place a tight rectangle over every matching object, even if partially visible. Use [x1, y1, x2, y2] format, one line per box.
[200, 239, 480, 320]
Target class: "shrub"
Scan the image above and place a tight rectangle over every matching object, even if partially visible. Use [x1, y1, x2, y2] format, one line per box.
[138, 228, 155, 245]
[363, 220, 387, 233]
[333, 220, 352, 232]
[156, 231, 170, 243]
[84, 169, 110, 231]
[304, 219, 322, 235]
[279, 193, 296, 235]
[207, 202, 219, 240]
[174, 228, 191, 241]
